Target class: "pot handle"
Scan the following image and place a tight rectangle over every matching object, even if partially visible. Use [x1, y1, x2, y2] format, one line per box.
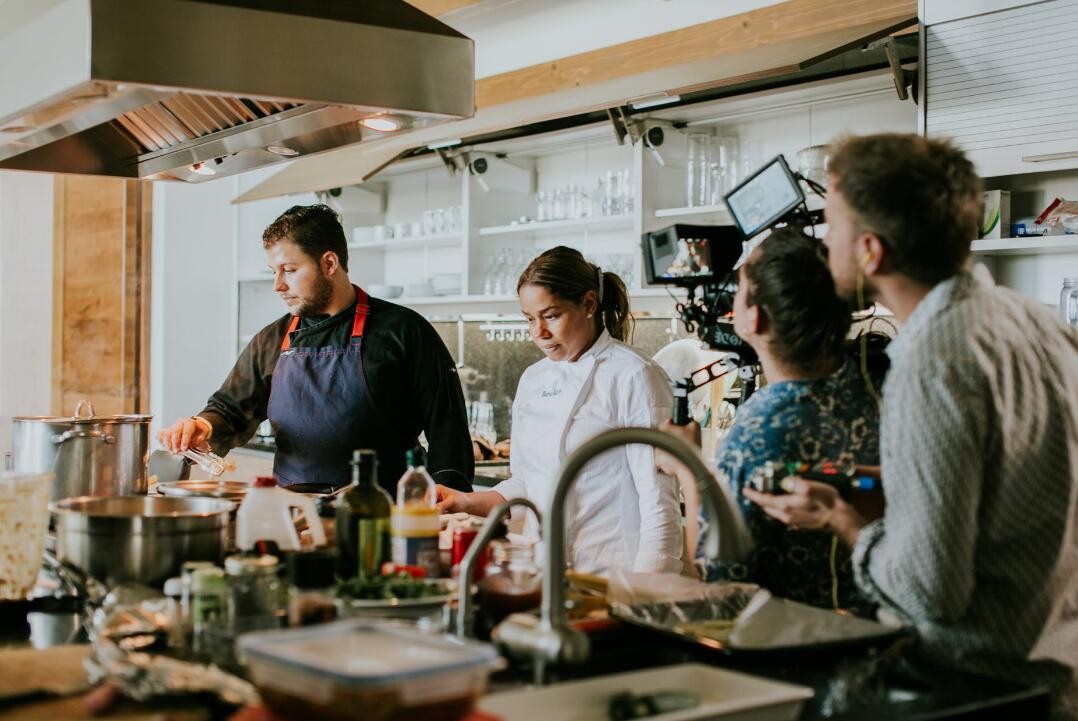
[52, 429, 117, 445]
[287, 494, 328, 547]
[72, 399, 96, 419]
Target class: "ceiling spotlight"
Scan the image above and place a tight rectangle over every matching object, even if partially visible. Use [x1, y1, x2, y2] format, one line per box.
[265, 144, 299, 157]
[190, 162, 216, 176]
[360, 116, 402, 132]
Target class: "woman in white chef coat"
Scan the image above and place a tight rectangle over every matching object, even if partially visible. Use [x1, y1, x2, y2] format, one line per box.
[437, 246, 683, 575]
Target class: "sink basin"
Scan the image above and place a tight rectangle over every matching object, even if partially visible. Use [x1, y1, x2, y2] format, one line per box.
[479, 663, 812, 721]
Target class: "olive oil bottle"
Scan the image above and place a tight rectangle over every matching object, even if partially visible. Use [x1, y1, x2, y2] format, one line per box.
[335, 449, 392, 580]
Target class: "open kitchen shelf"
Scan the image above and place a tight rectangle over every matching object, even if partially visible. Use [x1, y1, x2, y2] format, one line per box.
[653, 204, 734, 224]
[349, 232, 462, 251]
[971, 237, 1078, 256]
[478, 214, 633, 237]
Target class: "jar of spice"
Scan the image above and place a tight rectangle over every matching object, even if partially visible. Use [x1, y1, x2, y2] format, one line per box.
[225, 554, 282, 637]
[287, 550, 338, 627]
[190, 566, 228, 659]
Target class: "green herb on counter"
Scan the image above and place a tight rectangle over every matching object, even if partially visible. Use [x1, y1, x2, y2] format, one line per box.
[339, 571, 447, 600]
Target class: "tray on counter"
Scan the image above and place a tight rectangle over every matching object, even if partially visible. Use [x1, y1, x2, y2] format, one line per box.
[479, 662, 812, 721]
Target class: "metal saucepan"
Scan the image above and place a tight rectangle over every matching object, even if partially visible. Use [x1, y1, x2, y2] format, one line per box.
[51, 496, 233, 587]
[12, 400, 152, 501]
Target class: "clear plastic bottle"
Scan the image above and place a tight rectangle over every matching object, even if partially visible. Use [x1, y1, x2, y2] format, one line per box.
[390, 448, 441, 578]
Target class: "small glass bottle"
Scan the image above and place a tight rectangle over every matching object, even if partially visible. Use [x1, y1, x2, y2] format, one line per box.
[225, 554, 282, 637]
[477, 539, 542, 627]
[287, 550, 339, 627]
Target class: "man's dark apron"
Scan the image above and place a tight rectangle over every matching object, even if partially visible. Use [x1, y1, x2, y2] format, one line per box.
[267, 286, 409, 491]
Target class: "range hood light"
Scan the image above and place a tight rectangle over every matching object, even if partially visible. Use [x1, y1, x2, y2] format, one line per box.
[1, 125, 35, 134]
[265, 144, 299, 157]
[427, 138, 463, 150]
[190, 162, 216, 176]
[360, 116, 403, 132]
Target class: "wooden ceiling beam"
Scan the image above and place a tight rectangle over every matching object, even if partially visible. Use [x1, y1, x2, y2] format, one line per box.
[475, 0, 917, 109]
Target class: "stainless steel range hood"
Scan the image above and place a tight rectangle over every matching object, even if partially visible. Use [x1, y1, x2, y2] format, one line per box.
[0, 0, 474, 182]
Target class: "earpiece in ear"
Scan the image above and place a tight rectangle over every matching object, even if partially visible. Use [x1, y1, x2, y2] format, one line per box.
[860, 252, 872, 269]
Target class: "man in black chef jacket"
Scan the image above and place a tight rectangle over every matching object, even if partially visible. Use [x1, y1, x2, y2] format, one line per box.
[158, 204, 473, 494]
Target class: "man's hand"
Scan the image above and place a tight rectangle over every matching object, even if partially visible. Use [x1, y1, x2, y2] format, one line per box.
[655, 419, 702, 475]
[156, 416, 212, 454]
[744, 477, 867, 548]
[436, 484, 471, 514]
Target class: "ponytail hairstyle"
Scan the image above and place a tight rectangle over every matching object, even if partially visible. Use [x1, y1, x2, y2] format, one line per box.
[517, 246, 634, 343]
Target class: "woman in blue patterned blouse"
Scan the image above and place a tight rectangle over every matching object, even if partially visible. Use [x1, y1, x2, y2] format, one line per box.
[664, 227, 880, 614]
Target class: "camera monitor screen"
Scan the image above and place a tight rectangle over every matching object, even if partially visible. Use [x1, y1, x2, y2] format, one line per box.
[643, 224, 744, 286]
[723, 155, 805, 239]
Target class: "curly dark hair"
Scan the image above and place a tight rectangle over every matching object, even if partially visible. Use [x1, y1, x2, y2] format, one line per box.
[744, 228, 851, 370]
[828, 133, 982, 286]
[262, 204, 349, 272]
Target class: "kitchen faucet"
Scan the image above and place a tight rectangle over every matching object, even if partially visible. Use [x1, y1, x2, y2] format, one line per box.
[492, 427, 752, 683]
[453, 497, 541, 640]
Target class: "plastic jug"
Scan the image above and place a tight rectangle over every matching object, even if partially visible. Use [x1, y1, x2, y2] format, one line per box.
[236, 476, 327, 551]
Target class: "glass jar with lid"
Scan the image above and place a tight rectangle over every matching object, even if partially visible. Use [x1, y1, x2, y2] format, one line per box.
[476, 539, 541, 628]
[225, 554, 282, 636]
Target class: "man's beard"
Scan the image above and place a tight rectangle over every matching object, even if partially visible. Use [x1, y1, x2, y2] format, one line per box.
[293, 273, 335, 316]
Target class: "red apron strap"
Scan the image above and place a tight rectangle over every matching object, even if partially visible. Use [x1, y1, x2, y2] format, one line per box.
[280, 315, 301, 351]
[351, 286, 370, 338]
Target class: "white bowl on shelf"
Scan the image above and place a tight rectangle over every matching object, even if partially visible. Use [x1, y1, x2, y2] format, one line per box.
[367, 284, 403, 299]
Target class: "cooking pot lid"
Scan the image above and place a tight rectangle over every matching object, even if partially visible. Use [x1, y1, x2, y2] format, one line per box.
[14, 399, 151, 424]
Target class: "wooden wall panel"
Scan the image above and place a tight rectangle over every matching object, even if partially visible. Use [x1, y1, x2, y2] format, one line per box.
[52, 176, 151, 416]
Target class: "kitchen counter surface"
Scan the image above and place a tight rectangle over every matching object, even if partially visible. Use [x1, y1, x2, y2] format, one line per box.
[0, 606, 1050, 720]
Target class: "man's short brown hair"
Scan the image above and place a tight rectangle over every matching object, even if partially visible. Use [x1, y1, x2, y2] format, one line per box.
[828, 133, 981, 286]
[263, 204, 349, 272]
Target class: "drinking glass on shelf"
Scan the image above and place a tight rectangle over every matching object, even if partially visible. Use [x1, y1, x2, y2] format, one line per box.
[738, 139, 763, 187]
[686, 132, 712, 207]
[536, 191, 548, 222]
[434, 207, 446, 234]
[710, 137, 738, 205]
[617, 169, 633, 215]
[448, 205, 462, 232]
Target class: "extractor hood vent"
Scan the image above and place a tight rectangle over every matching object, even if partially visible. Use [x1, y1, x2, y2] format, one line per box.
[0, 0, 475, 182]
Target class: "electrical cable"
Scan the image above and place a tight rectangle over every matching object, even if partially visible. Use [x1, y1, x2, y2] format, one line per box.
[830, 534, 840, 610]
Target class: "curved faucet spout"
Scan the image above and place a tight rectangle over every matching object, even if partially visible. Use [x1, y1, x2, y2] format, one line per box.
[495, 427, 752, 676]
[455, 497, 542, 639]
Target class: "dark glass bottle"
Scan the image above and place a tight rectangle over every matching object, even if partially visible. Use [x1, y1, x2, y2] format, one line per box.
[335, 449, 392, 580]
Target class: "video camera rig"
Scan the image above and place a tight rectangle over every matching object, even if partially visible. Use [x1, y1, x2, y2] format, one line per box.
[642, 155, 827, 425]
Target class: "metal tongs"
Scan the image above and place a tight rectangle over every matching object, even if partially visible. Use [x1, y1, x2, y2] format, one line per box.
[178, 447, 235, 477]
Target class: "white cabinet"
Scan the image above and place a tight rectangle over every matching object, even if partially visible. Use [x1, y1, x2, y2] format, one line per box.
[923, 0, 1078, 177]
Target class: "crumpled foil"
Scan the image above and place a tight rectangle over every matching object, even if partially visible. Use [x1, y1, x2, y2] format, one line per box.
[607, 569, 766, 642]
[85, 583, 260, 707]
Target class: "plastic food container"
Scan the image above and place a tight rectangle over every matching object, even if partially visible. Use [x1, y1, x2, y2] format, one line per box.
[238, 619, 503, 721]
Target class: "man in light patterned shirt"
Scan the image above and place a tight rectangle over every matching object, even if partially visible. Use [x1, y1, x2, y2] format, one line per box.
[747, 133, 1078, 719]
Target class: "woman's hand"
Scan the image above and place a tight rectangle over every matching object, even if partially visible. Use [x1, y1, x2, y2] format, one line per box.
[654, 419, 702, 475]
[743, 477, 867, 548]
[435, 484, 471, 514]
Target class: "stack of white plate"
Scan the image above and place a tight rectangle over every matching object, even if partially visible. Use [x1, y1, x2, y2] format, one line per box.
[430, 273, 462, 297]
